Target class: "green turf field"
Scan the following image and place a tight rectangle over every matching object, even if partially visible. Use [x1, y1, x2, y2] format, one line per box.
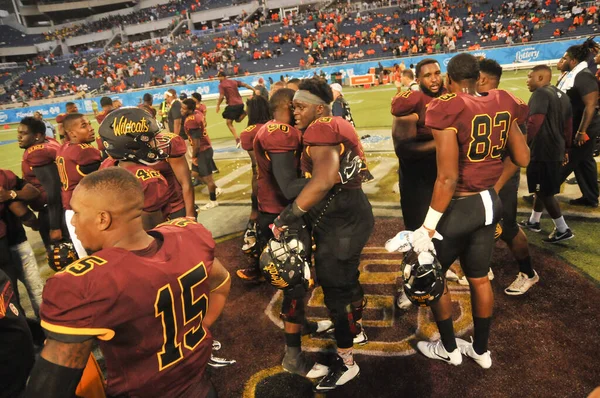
[0, 69, 538, 175]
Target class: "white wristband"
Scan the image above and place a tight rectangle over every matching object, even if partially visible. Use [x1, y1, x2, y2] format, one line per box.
[423, 207, 443, 231]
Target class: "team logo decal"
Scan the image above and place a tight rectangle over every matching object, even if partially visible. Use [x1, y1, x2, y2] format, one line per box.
[264, 247, 473, 357]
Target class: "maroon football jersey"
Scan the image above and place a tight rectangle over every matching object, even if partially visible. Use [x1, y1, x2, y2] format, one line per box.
[184, 111, 211, 151]
[391, 89, 445, 138]
[21, 139, 61, 211]
[240, 123, 264, 151]
[138, 104, 157, 118]
[218, 79, 244, 106]
[149, 133, 187, 215]
[56, 143, 102, 210]
[197, 103, 207, 116]
[40, 220, 215, 398]
[253, 121, 302, 214]
[425, 90, 529, 193]
[100, 158, 171, 216]
[301, 116, 365, 190]
[95, 109, 113, 125]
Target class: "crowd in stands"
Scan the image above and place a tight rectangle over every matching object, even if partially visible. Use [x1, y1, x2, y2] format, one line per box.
[42, 0, 214, 41]
[1, 0, 598, 105]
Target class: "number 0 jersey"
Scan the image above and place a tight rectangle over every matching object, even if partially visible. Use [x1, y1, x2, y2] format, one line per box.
[425, 90, 529, 193]
[55, 143, 102, 210]
[40, 220, 215, 398]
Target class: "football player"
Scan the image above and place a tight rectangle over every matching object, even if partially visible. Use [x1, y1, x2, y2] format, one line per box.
[390, 59, 464, 307]
[99, 108, 172, 230]
[253, 88, 331, 377]
[18, 117, 67, 247]
[413, 53, 529, 368]
[519, 66, 574, 247]
[181, 99, 222, 211]
[55, 102, 78, 143]
[95, 97, 114, 125]
[56, 113, 102, 258]
[191, 92, 207, 116]
[215, 71, 262, 147]
[150, 130, 196, 220]
[138, 93, 157, 118]
[0, 268, 35, 397]
[0, 168, 44, 316]
[26, 167, 231, 398]
[477, 59, 538, 295]
[272, 78, 373, 391]
[237, 95, 272, 278]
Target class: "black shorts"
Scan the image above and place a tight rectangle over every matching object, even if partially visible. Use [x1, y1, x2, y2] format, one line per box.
[498, 170, 520, 242]
[434, 189, 502, 278]
[308, 188, 374, 289]
[194, 148, 215, 177]
[222, 104, 245, 121]
[526, 161, 562, 196]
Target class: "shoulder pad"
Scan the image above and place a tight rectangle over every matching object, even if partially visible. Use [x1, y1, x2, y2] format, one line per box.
[261, 123, 301, 152]
[76, 144, 102, 165]
[26, 144, 56, 167]
[425, 93, 465, 131]
[304, 117, 339, 146]
[391, 90, 423, 116]
[164, 133, 187, 157]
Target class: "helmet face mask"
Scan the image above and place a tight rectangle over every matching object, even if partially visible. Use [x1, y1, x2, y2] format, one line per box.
[99, 107, 170, 165]
[402, 250, 444, 307]
[260, 233, 312, 290]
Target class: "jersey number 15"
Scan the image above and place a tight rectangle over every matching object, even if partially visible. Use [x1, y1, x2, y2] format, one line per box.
[155, 262, 209, 371]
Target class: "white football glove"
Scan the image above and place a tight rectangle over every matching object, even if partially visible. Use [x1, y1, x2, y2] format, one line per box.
[411, 226, 443, 254]
[385, 230, 413, 253]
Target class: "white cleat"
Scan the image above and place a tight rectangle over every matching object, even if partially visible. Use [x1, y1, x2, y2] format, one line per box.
[200, 201, 218, 211]
[416, 339, 462, 366]
[215, 187, 223, 197]
[396, 290, 413, 310]
[456, 337, 492, 369]
[353, 330, 368, 345]
[315, 320, 334, 333]
[445, 269, 460, 282]
[488, 268, 495, 281]
[504, 271, 539, 295]
[315, 357, 360, 391]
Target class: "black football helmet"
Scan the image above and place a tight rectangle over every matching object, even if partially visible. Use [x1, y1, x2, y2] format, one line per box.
[259, 233, 312, 290]
[47, 240, 79, 272]
[98, 107, 170, 165]
[402, 249, 444, 307]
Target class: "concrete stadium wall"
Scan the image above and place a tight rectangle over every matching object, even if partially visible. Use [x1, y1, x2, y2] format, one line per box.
[1, 37, 597, 124]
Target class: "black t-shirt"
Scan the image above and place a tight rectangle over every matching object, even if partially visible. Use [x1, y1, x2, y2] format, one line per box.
[528, 85, 572, 162]
[332, 97, 355, 127]
[0, 267, 35, 398]
[565, 69, 599, 134]
[168, 99, 186, 139]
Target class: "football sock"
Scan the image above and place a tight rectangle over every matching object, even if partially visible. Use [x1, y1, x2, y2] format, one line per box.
[473, 317, 492, 355]
[209, 192, 217, 201]
[517, 257, 535, 278]
[285, 332, 301, 348]
[436, 318, 457, 352]
[337, 347, 354, 366]
[529, 211, 542, 223]
[552, 216, 568, 233]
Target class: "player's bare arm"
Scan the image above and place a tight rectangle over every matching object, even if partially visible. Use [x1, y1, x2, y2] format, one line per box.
[295, 145, 340, 210]
[204, 258, 231, 328]
[168, 156, 195, 218]
[25, 338, 93, 397]
[505, 120, 530, 168]
[393, 115, 436, 159]
[430, 128, 459, 212]
[216, 95, 224, 113]
[0, 180, 39, 202]
[494, 157, 520, 193]
[575, 90, 599, 145]
[173, 118, 182, 136]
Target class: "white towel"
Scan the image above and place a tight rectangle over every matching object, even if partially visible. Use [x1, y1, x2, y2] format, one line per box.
[557, 61, 588, 93]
